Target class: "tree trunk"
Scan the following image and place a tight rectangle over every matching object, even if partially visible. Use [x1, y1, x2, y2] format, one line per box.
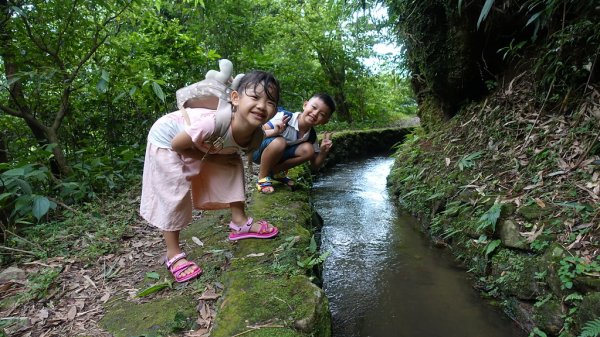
[0, 0, 71, 176]
[317, 53, 352, 123]
[0, 132, 7, 164]
[333, 89, 351, 122]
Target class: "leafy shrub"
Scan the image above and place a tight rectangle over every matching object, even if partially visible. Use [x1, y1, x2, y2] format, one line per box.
[0, 164, 57, 226]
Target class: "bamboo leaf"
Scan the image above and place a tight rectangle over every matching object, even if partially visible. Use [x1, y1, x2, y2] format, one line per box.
[136, 281, 170, 297]
[477, 0, 496, 29]
[485, 239, 502, 257]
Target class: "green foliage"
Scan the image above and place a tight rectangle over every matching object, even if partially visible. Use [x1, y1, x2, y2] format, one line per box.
[485, 239, 502, 257]
[530, 327, 549, 337]
[0, 164, 57, 225]
[477, 203, 502, 232]
[296, 235, 331, 270]
[457, 151, 483, 171]
[136, 280, 173, 297]
[19, 267, 61, 303]
[498, 39, 528, 61]
[558, 256, 600, 290]
[579, 318, 600, 337]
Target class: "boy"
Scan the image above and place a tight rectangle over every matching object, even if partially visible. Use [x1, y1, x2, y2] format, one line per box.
[252, 93, 336, 193]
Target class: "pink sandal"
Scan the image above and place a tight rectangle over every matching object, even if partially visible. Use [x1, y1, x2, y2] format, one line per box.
[228, 217, 279, 241]
[165, 252, 202, 283]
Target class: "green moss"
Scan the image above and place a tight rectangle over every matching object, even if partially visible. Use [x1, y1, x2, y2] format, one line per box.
[517, 203, 555, 221]
[213, 274, 324, 337]
[100, 295, 197, 337]
[576, 292, 600, 330]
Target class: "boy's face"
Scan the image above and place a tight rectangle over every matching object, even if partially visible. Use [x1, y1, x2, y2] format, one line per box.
[301, 97, 331, 126]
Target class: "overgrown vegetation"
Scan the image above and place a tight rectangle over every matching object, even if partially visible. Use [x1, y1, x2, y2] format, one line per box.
[386, 0, 599, 336]
[0, 0, 416, 266]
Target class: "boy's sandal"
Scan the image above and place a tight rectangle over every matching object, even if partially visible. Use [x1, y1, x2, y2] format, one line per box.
[273, 171, 294, 187]
[228, 217, 279, 241]
[256, 177, 274, 194]
[165, 252, 202, 283]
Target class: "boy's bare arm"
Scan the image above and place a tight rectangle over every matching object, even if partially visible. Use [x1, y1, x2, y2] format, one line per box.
[263, 114, 291, 138]
[310, 132, 333, 170]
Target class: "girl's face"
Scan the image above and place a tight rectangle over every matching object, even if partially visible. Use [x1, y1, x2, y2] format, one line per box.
[231, 85, 278, 128]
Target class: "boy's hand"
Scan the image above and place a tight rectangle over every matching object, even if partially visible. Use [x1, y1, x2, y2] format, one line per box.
[273, 114, 291, 135]
[320, 132, 333, 153]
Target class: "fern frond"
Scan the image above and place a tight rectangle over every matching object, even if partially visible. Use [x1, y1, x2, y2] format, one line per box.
[580, 318, 600, 337]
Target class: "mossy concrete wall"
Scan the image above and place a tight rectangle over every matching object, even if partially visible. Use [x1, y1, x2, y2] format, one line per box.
[100, 127, 410, 337]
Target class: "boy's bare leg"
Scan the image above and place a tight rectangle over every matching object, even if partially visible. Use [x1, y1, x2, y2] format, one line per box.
[258, 137, 287, 179]
[164, 230, 199, 277]
[273, 142, 314, 173]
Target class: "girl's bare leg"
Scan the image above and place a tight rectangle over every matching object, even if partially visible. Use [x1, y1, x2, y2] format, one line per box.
[229, 201, 275, 233]
[163, 230, 199, 276]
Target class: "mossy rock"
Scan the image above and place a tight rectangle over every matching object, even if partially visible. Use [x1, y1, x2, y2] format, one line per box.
[212, 273, 329, 337]
[490, 249, 545, 300]
[100, 295, 197, 337]
[532, 297, 565, 336]
[322, 128, 409, 169]
[210, 166, 330, 336]
[498, 220, 529, 250]
[503, 297, 535, 332]
[573, 275, 600, 293]
[576, 292, 600, 332]
[541, 243, 570, 297]
[517, 203, 555, 221]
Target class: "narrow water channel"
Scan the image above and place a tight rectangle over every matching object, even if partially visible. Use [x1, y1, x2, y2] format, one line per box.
[312, 156, 526, 337]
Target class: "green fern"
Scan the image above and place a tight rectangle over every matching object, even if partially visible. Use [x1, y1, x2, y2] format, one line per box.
[580, 318, 600, 337]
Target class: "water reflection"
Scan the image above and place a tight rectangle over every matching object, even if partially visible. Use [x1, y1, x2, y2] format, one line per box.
[313, 157, 525, 337]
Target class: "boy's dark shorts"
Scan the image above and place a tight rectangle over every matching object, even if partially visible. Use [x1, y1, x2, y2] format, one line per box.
[252, 136, 299, 164]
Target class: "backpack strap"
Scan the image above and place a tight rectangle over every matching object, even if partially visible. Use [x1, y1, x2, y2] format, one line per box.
[212, 99, 233, 143]
[308, 128, 317, 144]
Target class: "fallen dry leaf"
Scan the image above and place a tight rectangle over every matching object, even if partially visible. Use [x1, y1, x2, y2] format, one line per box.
[67, 306, 77, 321]
[199, 288, 220, 300]
[192, 236, 204, 247]
[100, 292, 110, 303]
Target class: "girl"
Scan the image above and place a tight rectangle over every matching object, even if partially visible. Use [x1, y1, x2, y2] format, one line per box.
[140, 71, 280, 283]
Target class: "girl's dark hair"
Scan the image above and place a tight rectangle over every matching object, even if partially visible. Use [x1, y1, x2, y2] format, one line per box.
[236, 70, 280, 105]
[312, 93, 336, 115]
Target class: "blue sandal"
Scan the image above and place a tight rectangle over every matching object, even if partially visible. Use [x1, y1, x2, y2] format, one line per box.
[273, 171, 294, 187]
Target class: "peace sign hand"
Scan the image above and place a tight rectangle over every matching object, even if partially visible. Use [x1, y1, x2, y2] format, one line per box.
[320, 132, 333, 153]
[273, 114, 291, 135]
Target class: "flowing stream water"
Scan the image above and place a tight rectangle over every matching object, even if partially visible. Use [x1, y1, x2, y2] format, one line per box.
[312, 156, 526, 337]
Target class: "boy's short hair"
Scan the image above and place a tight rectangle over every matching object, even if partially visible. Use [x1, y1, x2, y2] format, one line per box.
[311, 93, 336, 116]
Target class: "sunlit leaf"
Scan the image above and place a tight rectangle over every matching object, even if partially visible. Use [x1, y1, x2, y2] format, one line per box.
[152, 82, 166, 102]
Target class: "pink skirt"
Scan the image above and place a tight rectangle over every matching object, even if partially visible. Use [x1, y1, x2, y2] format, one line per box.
[139, 143, 245, 231]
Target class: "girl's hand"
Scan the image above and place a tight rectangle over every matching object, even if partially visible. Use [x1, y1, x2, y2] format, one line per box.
[320, 132, 333, 153]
